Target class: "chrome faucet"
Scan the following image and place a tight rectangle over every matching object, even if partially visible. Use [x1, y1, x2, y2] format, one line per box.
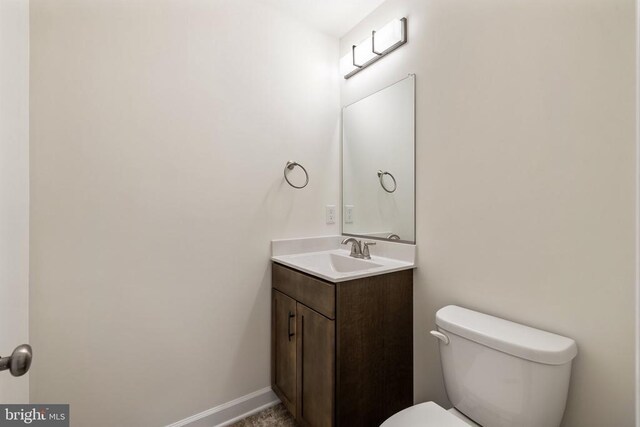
[341, 237, 363, 258]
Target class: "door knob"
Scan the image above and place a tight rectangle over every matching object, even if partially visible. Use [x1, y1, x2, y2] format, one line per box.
[0, 344, 32, 377]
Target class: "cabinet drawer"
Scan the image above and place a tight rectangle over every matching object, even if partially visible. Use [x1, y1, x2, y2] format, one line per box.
[272, 263, 335, 319]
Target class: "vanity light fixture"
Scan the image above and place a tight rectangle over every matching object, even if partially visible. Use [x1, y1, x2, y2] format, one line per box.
[339, 17, 407, 79]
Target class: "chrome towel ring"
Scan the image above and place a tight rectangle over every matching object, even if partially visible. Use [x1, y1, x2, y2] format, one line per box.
[377, 170, 397, 193]
[284, 161, 309, 189]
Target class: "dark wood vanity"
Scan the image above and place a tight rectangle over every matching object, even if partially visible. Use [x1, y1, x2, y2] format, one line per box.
[271, 262, 413, 427]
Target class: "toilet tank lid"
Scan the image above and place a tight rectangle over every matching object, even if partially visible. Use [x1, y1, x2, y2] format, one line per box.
[435, 305, 578, 365]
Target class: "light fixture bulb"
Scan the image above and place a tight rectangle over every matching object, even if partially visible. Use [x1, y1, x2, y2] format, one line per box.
[373, 18, 404, 53]
[353, 36, 377, 66]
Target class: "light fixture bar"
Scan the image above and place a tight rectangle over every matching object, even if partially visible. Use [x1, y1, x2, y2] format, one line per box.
[342, 17, 407, 79]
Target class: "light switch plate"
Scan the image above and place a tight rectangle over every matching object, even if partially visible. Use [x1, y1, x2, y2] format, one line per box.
[345, 205, 354, 223]
[326, 205, 336, 224]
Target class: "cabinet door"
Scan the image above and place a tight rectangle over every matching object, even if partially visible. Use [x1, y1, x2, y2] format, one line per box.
[272, 290, 297, 415]
[296, 303, 335, 427]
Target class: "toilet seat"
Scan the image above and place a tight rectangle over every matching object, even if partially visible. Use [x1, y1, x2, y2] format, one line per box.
[380, 402, 474, 427]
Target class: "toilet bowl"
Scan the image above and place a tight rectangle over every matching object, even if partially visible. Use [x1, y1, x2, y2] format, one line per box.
[381, 305, 578, 427]
[381, 402, 479, 427]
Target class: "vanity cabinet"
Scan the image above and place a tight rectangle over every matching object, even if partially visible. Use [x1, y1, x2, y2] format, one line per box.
[271, 262, 413, 427]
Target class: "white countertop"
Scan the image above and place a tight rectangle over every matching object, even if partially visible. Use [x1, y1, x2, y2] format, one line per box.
[271, 235, 416, 283]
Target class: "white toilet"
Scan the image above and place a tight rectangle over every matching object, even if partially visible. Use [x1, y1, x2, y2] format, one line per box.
[382, 305, 578, 427]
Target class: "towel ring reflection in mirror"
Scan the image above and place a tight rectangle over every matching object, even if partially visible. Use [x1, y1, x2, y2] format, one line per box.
[377, 170, 397, 193]
[284, 161, 309, 189]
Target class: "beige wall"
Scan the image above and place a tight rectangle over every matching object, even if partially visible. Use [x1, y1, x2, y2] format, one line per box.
[28, 0, 638, 425]
[341, 0, 636, 426]
[29, 1, 339, 425]
[0, 0, 30, 404]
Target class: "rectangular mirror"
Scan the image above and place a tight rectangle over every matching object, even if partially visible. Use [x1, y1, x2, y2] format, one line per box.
[342, 74, 415, 244]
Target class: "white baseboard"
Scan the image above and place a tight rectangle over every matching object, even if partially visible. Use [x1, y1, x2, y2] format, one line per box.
[165, 387, 280, 427]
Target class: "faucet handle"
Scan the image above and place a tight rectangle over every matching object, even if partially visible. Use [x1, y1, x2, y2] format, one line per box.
[362, 241, 376, 259]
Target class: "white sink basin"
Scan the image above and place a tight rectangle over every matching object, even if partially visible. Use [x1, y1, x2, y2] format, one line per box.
[271, 241, 415, 282]
[288, 252, 382, 274]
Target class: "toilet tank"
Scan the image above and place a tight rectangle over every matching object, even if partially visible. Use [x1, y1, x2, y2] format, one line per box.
[435, 306, 577, 427]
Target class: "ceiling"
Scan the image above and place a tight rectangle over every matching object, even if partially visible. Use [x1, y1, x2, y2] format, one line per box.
[256, 0, 386, 38]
